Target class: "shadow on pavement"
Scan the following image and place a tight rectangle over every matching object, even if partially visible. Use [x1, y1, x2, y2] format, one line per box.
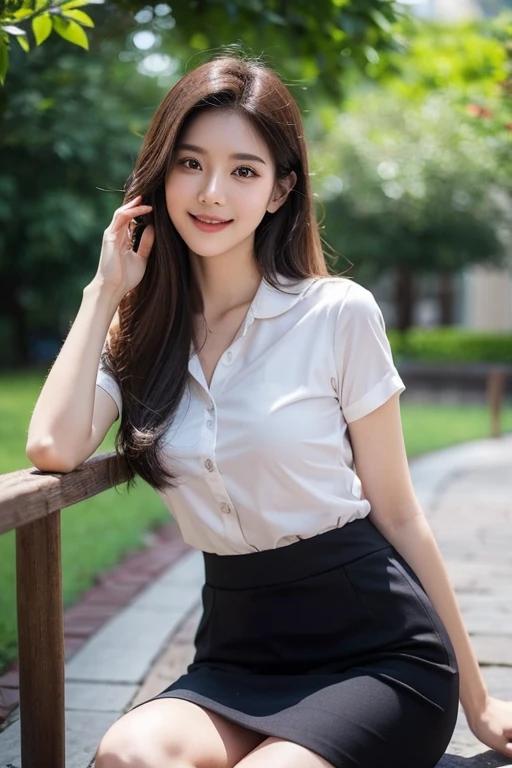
[439, 751, 512, 767]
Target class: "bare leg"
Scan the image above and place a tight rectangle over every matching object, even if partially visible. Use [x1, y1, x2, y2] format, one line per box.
[234, 737, 335, 768]
[95, 699, 266, 768]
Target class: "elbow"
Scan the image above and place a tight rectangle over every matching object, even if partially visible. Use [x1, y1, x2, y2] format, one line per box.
[26, 436, 77, 474]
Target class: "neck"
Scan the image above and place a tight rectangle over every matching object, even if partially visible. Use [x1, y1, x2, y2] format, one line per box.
[190, 247, 262, 320]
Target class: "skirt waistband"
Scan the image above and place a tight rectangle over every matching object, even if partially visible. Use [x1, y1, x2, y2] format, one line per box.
[203, 517, 392, 589]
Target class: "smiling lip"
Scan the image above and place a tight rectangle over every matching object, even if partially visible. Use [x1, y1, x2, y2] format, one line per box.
[189, 213, 233, 232]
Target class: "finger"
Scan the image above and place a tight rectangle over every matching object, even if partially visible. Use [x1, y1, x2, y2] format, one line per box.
[116, 204, 152, 221]
[113, 195, 143, 219]
[134, 223, 155, 259]
[122, 194, 142, 209]
[110, 205, 153, 234]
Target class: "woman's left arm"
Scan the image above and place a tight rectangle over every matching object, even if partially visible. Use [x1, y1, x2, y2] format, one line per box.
[347, 392, 512, 758]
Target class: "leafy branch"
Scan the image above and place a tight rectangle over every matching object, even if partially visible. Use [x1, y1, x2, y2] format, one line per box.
[0, 0, 103, 83]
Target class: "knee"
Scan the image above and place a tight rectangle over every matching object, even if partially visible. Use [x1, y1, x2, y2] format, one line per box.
[94, 717, 189, 768]
[95, 731, 151, 768]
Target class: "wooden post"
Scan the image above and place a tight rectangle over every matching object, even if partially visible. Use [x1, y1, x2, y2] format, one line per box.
[487, 369, 505, 439]
[16, 511, 65, 768]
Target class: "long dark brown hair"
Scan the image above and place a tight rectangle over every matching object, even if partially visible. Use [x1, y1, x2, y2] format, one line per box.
[102, 52, 331, 491]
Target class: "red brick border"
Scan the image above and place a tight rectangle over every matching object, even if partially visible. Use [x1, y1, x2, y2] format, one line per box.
[0, 522, 190, 726]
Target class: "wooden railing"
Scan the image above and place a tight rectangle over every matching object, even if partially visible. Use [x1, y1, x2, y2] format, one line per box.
[0, 453, 130, 768]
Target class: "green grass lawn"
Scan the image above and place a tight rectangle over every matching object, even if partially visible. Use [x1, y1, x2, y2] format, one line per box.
[0, 369, 511, 672]
[400, 401, 512, 456]
[0, 370, 169, 672]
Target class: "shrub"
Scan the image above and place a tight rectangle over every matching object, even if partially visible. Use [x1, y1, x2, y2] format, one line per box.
[388, 328, 512, 364]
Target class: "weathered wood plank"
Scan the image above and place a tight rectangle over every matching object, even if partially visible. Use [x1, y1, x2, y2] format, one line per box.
[0, 453, 129, 535]
[487, 370, 505, 438]
[16, 512, 65, 768]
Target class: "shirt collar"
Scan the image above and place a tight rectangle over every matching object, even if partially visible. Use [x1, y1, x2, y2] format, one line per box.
[189, 274, 318, 359]
[251, 274, 317, 320]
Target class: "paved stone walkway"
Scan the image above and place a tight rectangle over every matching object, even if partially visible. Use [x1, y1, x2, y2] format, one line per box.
[1, 435, 511, 767]
[0, 521, 190, 726]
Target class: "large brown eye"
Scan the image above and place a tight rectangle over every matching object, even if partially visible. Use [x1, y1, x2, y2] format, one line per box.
[234, 166, 256, 178]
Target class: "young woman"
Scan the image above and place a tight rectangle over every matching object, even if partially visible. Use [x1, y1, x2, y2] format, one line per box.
[27, 54, 512, 768]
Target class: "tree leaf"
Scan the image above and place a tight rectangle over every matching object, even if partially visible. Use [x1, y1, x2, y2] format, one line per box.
[0, 39, 8, 85]
[61, 9, 94, 28]
[52, 16, 89, 49]
[32, 14, 53, 45]
[369, 9, 392, 34]
[11, 8, 36, 21]
[16, 33, 30, 52]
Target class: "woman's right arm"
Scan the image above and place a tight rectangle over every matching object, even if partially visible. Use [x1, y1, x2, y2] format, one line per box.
[26, 195, 154, 472]
[26, 282, 124, 472]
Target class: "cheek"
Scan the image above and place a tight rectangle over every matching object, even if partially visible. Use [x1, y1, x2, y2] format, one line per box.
[238, 184, 274, 217]
[165, 174, 188, 214]
[164, 176, 175, 213]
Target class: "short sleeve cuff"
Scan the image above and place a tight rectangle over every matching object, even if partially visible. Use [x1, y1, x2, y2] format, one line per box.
[343, 371, 405, 424]
[96, 373, 122, 420]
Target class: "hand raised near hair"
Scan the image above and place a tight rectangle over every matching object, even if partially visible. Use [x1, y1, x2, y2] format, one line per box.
[93, 195, 155, 299]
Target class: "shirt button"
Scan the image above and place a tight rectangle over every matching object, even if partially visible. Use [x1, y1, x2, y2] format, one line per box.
[206, 419, 214, 429]
[225, 350, 233, 362]
[220, 502, 232, 515]
[204, 459, 214, 472]
[207, 405, 215, 415]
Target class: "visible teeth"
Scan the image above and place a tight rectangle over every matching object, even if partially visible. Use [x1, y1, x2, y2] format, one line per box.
[195, 216, 226, 224]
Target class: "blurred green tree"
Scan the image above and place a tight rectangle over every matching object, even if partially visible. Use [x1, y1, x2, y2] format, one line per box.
[311, 13, 512, 330]
[0, 33, 164, 364]
[314, 90, 511, 330]
[0, 0, 100, 83]
[0, 1, 407, 364]
[1, 0, 405, 96]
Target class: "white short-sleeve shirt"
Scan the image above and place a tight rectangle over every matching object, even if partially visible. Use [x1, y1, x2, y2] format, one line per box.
[96, 275, 405, 555]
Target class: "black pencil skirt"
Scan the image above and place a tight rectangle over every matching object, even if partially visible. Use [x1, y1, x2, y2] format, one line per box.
[140, 517, 459, 767]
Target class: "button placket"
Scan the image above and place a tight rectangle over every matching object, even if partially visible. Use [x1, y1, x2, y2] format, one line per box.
[209, 348, 235, 398]
[200, 409, 234, 525]
[197, 323, 255, 546]
[205, 471, 253, 549]
[218, 496, 259, 551]
[203, 398, 216, 435]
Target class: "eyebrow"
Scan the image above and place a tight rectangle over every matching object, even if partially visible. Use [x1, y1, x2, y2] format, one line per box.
[177, 143, 267, 165]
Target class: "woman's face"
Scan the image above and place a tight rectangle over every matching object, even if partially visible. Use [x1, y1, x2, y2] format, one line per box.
[165, 108, 291, 261]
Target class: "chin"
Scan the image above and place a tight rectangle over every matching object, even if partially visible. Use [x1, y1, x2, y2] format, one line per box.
[187, 237, 249, 260]
[192, 250, 226, 259]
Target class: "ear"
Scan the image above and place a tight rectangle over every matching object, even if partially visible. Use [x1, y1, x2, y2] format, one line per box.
[266, 171, 297, 214]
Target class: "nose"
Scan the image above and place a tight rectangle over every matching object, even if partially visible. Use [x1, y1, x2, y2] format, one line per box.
[198, 172, 226, 206]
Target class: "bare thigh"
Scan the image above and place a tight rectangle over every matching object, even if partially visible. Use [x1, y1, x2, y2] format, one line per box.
[235, 737, 335, 767]
[95, 698, 266, 768]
